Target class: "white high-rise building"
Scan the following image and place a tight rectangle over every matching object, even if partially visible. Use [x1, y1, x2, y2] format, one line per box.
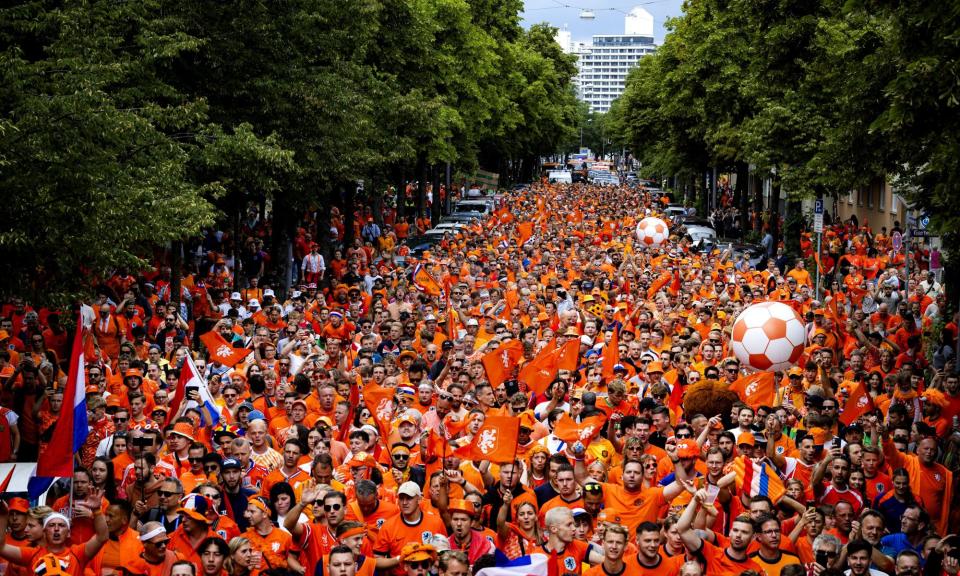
[561, 7, 658, 113]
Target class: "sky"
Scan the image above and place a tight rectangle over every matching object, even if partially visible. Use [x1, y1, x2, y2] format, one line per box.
[521, 0, 686, 44]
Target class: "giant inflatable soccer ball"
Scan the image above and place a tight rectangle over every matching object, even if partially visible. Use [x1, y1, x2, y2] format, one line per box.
[635, 217, 670, 247]
[730, 301, 805, 371]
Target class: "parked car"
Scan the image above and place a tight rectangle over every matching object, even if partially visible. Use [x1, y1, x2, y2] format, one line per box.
[454, 199, 494, 216]
[441, 212, 482, 224]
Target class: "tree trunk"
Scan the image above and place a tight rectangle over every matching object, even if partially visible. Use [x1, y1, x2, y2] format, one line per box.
[769, 174, 782, 257]
[232, 205, 241, 291]
[171, 241, 182, 307]
[271, 196, 294, 300]
[343, 181, 356, 250]
[735, 162, 749, 232]
[431, 165, 442, 226]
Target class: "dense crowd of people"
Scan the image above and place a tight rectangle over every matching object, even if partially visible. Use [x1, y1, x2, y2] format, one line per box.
[0, 181, 956, 576]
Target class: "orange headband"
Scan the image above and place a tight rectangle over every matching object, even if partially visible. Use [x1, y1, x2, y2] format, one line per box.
[339, 526, 367, 540]
[247, 497, 270, 514]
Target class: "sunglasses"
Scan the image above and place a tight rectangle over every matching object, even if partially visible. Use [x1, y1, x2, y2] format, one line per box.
[675, 433, 692, 439]
[393, 454, 409, 460]
[204, 465, 219, 473]
[407, 561, 431, 569]
[158, 490, 179, 498]
[583, 483, 603, 493]
[189, 457, 203, 463]
[324, 503, 343, 512]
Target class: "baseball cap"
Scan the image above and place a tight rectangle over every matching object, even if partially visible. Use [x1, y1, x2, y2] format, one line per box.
[738, 432, 755, 447]
[8, 497, 29, 513]
[571, 507, 591, 519]
[400, 542, 436, 563]
[221, 458, 242, 470]
[397, 481, 422, 498]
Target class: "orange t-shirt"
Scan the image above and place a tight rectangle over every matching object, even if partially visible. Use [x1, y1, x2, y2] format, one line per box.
[373, 512, 447, 576]
[544, 540, 595, 576]
[694, 539, 764, 576]
[19, 545, 89, 576]
[600, 484, 669, 534]
[621, 550, 684, 576]
[244, 527, 293, 573]
[539, 495, 584, 523]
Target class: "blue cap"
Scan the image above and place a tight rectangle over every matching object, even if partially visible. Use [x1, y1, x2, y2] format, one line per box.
[221, 458, 241, 470]
[246, 410, 266, 422]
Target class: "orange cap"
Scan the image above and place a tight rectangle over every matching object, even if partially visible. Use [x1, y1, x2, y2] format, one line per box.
[738, 432, 756, 447]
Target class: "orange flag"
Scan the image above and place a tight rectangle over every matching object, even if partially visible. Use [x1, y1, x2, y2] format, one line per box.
[454, 415, 520, 463]
[557, 339, 580, 371]
[839, 381, 875, 425]
[362, 383, 396, 443]
[446, 306, 458, 340]
[519, 344, 563, 395]
[727, 372, 776, 409]
[518, 222, 534, 245]
[647, 272, 672, 300]
[481, 340, 524, 386]
[669, 270, 682, 296]
[667, 381, 685, 414]
[413, 264, 443, 297]
[200, 331, 253, 368]
[601, 327, 620, 381]
[553, 414, 608, 444]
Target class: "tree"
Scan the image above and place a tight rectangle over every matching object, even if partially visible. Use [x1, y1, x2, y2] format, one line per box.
[0, 0, 223, 303]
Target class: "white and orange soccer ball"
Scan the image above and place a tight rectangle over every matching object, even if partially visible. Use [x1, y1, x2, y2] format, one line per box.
[730, 301, 806, 372]
[635, 217, 670, 247]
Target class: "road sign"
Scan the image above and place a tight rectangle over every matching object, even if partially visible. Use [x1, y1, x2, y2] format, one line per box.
[892, 231, 903, 252]
[912, 229, 929, 238]
[919, 214, 930, 230]
[814, 199, 824, 214]
[813, 213, 823, 233]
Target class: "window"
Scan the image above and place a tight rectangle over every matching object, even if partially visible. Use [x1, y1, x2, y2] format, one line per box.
[857, 189, 863, 206]
[879, 182, 885, 210]
[847, 191, 853, 205]
[867, 184, 873, 208]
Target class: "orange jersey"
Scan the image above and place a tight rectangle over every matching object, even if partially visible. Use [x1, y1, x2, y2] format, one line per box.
[693, 539, 764, 576]
[373, 512, 447, 576]
[543, 540, 595, 576]
[600, 483, 670, 534]
[343, 498, 400, 544]
[883, 442, 953, 534]
[243, 527, 293, 573]
[621, 550, 684, 576]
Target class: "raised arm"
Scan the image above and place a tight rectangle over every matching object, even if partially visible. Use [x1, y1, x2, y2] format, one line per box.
[82, 491, 109, 560]
[677, 489, 704, 552]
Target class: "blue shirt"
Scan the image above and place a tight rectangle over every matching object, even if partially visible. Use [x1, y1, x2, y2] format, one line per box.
[880, 532, 923, 560]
